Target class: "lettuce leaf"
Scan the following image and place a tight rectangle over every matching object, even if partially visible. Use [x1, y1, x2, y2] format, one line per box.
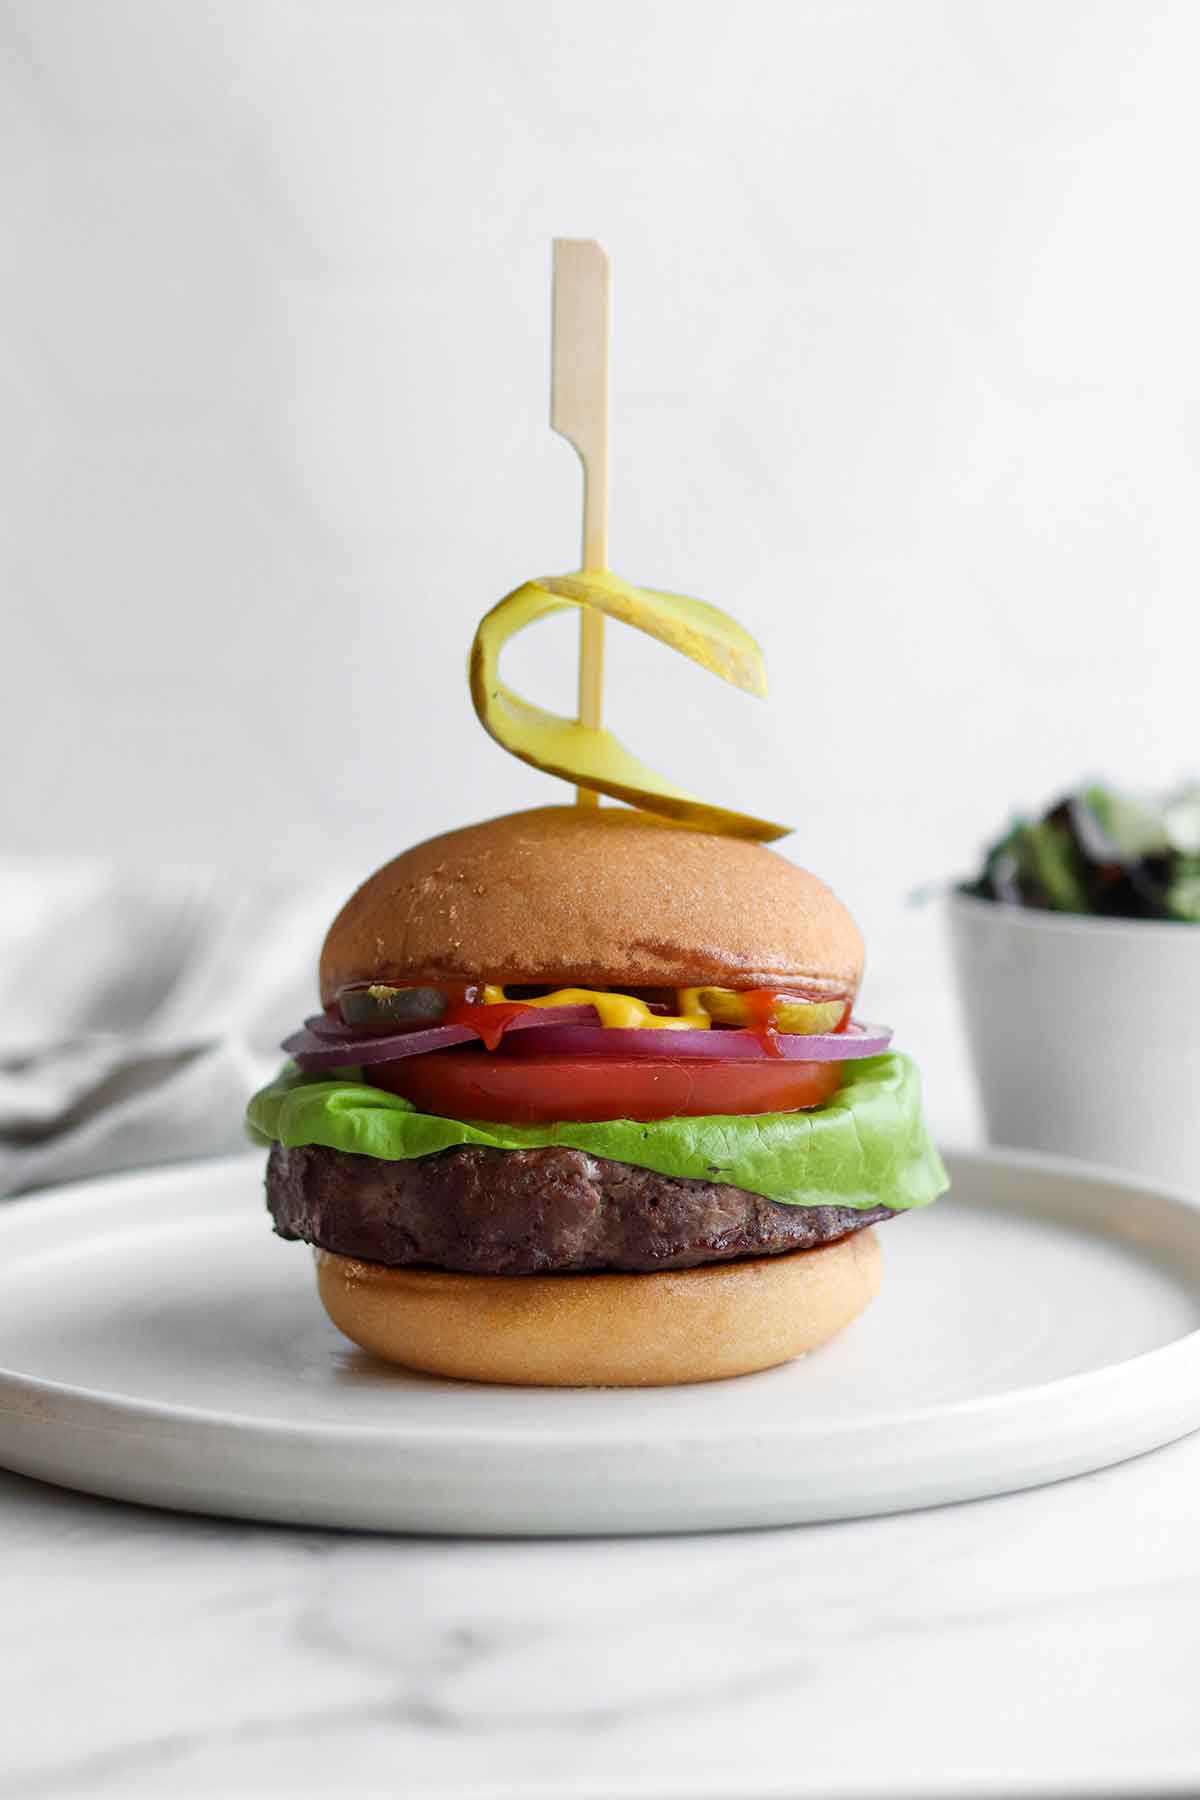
[246, 1052, 947, 1213]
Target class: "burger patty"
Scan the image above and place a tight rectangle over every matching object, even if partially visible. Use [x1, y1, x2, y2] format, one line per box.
[266, 1142, 895, 1274]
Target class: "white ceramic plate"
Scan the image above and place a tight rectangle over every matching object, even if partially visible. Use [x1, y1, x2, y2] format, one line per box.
[1, 1148, 1199, 1536]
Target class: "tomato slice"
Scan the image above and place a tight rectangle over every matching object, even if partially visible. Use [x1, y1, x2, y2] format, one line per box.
[370, 1050, 843, 1124]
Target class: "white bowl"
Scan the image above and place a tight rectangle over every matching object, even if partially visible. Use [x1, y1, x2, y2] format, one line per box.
[947, 890, 1200, 1193]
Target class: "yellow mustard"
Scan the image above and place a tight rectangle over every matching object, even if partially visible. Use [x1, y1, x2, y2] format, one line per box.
[479, 986, 711, 1031]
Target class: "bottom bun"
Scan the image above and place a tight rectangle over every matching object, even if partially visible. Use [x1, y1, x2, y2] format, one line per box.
[315, 1231, 882, 1387]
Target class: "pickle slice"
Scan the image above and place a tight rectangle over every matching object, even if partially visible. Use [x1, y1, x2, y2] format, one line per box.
[469, 569, 790, 843]
[697, 988, 847, 1034]
[339, 985, 448, 1029]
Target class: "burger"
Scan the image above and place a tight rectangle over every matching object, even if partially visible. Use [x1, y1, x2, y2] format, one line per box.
[247, 803, 947, 1386]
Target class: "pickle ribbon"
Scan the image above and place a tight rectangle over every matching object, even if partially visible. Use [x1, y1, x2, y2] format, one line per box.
[468, 569, 791, 843]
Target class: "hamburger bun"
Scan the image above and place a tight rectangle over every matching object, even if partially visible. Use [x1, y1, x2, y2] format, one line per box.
[320, 805, 863, 1004]
[315, 1230, 882, 1386]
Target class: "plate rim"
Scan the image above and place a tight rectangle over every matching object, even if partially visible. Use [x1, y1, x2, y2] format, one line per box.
[2, 1142, 1200, 1447]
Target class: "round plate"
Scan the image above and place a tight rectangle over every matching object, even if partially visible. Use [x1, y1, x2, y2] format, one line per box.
[2, 1148, 1200, 1535]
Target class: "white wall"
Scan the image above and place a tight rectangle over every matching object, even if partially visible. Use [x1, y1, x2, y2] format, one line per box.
[4, 0, 1200, 1126]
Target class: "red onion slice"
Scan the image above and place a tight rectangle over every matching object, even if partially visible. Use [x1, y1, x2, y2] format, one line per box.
[283, 1004, 599, 1071]
[283, 1022, 479, 1070]
[302, 1012, 362, 1042]
[492, 1020, 893, 1062]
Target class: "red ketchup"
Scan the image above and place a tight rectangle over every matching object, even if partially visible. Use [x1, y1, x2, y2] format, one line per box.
[739, 991, 852, 1056]
[741, 990, 785, 1057]
[441, 986, 533, 1052]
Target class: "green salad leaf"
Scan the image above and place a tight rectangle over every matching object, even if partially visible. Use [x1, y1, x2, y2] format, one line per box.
[246, 1051, 947, 1213]
[969, 781, 1200, 921]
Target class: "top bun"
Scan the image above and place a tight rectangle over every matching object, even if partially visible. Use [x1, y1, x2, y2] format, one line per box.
[319, 806, 863, 1004]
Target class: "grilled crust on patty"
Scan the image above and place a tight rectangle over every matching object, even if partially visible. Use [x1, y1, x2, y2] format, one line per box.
[266, 1141, 895, 1275]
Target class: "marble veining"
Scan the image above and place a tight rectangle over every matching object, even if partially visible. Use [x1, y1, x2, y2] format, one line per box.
[5, 1429, 1200, 1797]
[6, 0, 1200, 1791]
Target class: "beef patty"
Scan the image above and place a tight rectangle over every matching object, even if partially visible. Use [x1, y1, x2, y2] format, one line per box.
[266, 1142, 895, 1275]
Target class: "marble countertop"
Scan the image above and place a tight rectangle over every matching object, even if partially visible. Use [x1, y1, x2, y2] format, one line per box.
[4, 936, 1200, 1798]
[5, 1431, 1200, 1798]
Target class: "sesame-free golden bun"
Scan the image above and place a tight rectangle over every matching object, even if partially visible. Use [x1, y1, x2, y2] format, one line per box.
[315, 1231, 882, 1386]
[319, 805, 864, 1005]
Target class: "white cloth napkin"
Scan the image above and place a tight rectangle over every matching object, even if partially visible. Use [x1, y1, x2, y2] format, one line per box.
[0, 858, 348, 1198]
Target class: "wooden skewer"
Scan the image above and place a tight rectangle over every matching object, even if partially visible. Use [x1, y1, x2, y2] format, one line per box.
[551, 238, 611, 807]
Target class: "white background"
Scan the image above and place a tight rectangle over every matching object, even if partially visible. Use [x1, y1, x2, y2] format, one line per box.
[4, 0, 1199, 1127]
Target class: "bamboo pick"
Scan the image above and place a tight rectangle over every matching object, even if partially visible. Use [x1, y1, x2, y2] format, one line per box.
[551, 238, 610, 807]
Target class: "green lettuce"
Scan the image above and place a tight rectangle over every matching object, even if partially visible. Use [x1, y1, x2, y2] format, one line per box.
[247, 1051, 947, 1213]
